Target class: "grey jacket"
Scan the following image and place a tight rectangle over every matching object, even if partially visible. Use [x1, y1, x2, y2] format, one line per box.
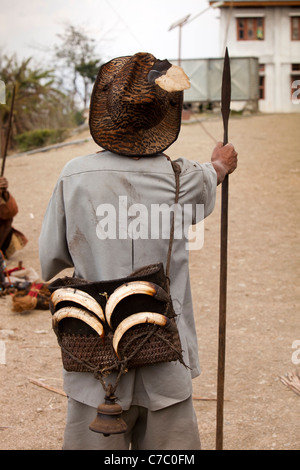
[39, 151, 217, 410]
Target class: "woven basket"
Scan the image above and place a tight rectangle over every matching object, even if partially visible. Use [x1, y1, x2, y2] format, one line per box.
[50, 263, 184, 375]
[58, 320, 182, 374]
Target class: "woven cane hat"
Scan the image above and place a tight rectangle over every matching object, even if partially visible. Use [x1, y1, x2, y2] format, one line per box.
[89, 52, 190, 156]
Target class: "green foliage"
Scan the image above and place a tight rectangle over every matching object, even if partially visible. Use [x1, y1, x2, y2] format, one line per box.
[0, 53, 77, 151]
[75, 59, 99, 83]
[0, 23, 102, 153]
[14, 128, 68, 152]
[72, 110, 86, 126]
[0, 55, 70, 129]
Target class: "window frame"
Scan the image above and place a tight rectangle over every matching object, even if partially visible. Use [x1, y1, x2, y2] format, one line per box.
[291, 16, 300, 41]
[236, 17, 265, 41]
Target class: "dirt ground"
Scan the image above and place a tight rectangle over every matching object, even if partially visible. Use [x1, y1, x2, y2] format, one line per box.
[0, 112, 299, 451]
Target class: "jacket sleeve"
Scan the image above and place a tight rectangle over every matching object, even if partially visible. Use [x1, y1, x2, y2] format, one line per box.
[39, 178, 73, 281]
[176, 159, 217, 224]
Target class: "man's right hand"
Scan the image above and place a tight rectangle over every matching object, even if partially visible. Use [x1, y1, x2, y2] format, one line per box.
[211, 142, 238, 185]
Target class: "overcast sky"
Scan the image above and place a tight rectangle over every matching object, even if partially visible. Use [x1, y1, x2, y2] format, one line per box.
[0, 0, 222, 65]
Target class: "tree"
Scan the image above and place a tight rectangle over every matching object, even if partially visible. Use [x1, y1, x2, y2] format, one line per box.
[54, 23, 101, 109]
[0, 53, 74, 152]
[75, 59, 100, 109]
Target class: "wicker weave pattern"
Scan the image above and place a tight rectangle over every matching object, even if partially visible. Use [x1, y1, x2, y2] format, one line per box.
[59, 320, 182, 374]
[89, 53, 183, 156]
[50, 263, 184, 375]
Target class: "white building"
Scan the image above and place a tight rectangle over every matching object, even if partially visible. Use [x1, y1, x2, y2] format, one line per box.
[210, 0, 300, 112]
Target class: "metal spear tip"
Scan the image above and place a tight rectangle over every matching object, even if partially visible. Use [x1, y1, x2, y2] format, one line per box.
[221, 47, 231, 145]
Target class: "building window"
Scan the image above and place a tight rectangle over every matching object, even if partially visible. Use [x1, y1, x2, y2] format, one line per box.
[291, 17, 300, 40]
[259, 64, 265, 100]
[237, 17, 264, 40]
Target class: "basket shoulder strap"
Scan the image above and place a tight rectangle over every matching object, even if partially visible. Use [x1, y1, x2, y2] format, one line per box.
[163, 155, 181, 290]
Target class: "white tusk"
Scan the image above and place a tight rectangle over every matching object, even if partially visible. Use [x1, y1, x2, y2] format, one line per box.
[112, 311, 169, 358]
[155, 65, 190, 92]
[52, 306, 105, 338]
[51, 287, 105, 323]
[105, 281, 169, 328]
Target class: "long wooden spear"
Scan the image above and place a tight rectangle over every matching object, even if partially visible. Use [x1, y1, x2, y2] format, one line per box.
[1, 83, 16, 176]
[216, 47, 231, 451]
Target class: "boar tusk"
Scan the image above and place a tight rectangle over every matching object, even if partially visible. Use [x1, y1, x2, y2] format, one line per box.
[105, 281, 169, 328]
[52, 306, 105, 338]
[51, 287, 105, 323]
[112, 311, 169, 358]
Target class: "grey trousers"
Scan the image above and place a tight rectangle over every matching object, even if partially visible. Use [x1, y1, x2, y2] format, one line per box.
[63, 396, 201, 450]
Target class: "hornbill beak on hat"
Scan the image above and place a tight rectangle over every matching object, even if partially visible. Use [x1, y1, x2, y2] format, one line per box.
[147, 59, 190, 92]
